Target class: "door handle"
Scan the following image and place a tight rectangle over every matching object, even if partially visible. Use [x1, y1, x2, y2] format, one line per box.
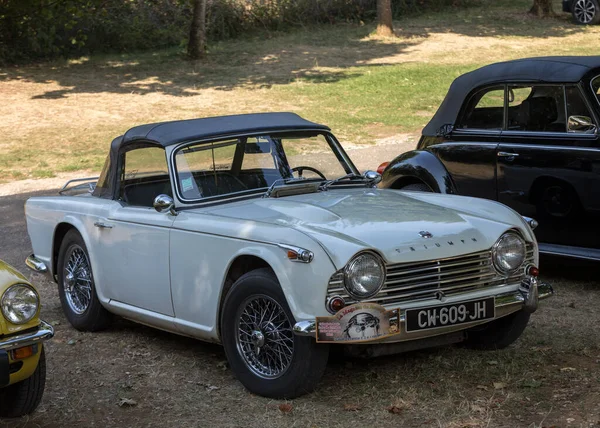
[94, 221, 113, 229]
[497, 152, 520, 158]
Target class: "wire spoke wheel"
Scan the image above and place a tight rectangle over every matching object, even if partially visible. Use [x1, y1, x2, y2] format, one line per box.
[235, 295, 294, 379]
[63, 245, 93, 315]
[575, 0, 596, 23]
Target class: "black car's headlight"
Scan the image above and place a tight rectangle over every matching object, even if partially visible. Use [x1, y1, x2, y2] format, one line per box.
[1, 284, 39, 325]
[492, 232, 526, 275]
[344, 252, 386, 299]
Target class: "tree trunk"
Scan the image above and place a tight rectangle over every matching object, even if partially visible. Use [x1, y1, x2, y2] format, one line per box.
[188, 0, 207, 59]
[529, 0, 555, 17]
[376, 0, 394, 37]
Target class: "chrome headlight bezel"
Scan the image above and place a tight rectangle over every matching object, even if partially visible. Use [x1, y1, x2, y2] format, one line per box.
[1, 284, 40, 325]
[343, 251, 386, 300]
[492, 232, 527, 275]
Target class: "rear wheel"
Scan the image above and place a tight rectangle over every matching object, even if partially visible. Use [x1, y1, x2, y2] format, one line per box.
[221, 268, 329, 398]
[463, 310, 530, 350]
[57, 230, 111, 331]
[0, 348, 46, 417]
[572, 0, 600, 24]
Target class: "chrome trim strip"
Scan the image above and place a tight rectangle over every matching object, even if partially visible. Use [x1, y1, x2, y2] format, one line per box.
[25, 254, 48, 274]
[0, 320, 54, 351]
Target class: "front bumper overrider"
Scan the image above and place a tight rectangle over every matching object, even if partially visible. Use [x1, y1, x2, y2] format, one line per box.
[293, 277, 553, 343]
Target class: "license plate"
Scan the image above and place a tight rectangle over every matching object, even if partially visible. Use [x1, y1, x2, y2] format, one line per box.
[405, 297, 495, 332]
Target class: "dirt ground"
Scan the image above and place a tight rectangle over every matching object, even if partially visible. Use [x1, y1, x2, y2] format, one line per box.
[1, 179, 600, 428]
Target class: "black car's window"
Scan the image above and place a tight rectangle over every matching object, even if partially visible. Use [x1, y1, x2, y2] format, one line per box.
[119, 146, 171, 207]
[590, 75, 600, 106]
[457, 86, 504, 130]
[506, 85, 565, 133]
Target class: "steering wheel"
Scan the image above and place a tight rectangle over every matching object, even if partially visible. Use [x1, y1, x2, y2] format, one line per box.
[291, 166, 327, 180]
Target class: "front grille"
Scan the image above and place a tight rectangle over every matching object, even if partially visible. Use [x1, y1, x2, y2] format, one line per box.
[327, 244, 535, 306]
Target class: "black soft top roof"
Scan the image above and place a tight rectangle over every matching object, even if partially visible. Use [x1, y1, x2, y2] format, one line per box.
[93, 112, 330, 199]
[121, 112, 330, 147]
[423, 56, 600, 135]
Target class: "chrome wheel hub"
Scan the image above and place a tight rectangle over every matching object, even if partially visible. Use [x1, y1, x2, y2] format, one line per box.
[235, 295, 294, 379]
[63, 245, 93, 315]
[575, 0, 596, 23]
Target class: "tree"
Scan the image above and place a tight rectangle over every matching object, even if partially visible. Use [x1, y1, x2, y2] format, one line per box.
[529, 0, 555, 17]
[188, 0, 207, 59]
[376, 0, 394, 37]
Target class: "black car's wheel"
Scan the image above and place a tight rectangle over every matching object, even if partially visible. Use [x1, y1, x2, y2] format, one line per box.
[401, 182, 432, 192]
[57, 229, 111, 331]
[463, 310, 530, 350]
[538, 184, 580, 219]
[572, 0, 600, 24]
[0, 347, 46, 418]
[221, 268, 329, 398]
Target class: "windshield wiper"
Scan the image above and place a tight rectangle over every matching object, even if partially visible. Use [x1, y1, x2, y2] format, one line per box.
[319, 173, 364, 191]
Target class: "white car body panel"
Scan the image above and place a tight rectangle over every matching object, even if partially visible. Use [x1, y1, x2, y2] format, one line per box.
[25, 184, 537, 345]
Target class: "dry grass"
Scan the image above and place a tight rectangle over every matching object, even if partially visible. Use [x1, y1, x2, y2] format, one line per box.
[0, 0, 599, 183]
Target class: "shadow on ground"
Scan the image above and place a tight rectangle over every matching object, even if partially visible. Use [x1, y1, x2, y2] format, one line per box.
[0, 3, 588, 100]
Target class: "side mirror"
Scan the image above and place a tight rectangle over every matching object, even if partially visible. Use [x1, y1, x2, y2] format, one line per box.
[153, 194, 177, 215]
[363, 170, 382, 185]
[568, 115, 597, 133]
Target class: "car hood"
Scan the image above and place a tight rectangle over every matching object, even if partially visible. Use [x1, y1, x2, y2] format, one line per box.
[202, 188, 527, 269]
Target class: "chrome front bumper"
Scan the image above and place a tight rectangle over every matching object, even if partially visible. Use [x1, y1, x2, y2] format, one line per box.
[25, 254, 54, 281]
[0, 320, 54, 352]
[294, 278, 553, 341]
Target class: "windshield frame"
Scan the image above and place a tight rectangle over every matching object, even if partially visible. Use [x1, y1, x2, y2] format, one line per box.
[591, 75, 600, 108]
[169, 129, 359, 206]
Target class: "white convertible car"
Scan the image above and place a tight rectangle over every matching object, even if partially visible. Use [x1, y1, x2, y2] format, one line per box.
[25, 113, 552, 398]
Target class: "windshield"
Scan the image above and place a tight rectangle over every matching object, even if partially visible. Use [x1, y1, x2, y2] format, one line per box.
[174, 132, 356, 201]
[592, 75, 600, 106]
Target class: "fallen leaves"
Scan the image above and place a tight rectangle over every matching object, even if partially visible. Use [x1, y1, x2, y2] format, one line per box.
[343, 403, 361, 412]
[493, 382, 507, 390]
[118, 398, 137, 407]
[278, 403, 292, 413]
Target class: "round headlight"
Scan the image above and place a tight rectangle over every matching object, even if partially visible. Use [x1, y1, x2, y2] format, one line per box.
[1, 284, 39, 325]
[344, 252, 386, 299]
[492, 233, 526, 274]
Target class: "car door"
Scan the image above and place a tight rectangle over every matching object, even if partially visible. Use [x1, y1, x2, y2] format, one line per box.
[431, 85, 502, 200]
[497, 84, 600, 250]
[93, 145, 176, 316]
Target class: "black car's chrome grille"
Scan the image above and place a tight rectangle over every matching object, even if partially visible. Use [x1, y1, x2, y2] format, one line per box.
[327, 244, 535, 306]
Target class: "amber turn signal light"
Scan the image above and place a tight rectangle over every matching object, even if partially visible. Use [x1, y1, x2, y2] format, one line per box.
[11, 345, 34, 360]
[377, 162, 390, 175]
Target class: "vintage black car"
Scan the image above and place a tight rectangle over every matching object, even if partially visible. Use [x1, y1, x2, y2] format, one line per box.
[380, 56, 600, 261]
[563, 0, 600, 25]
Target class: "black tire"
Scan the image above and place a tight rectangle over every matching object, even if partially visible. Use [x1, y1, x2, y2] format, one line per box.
[463, 310, 530, 350]
[57, 229, 111, 331]
[0, 347, 46, 417]
[535, 182, 581, 220]
[221, 268, 329, 398]
[401, 182, 432, 192]
[572, 0, 600, 24]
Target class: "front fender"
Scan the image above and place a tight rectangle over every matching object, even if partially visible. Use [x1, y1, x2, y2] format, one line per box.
[380, 150, 456, 194]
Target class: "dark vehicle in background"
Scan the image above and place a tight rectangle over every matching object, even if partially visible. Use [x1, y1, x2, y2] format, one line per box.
[563, 0, 600, 25]
[380, 56, 600, 261]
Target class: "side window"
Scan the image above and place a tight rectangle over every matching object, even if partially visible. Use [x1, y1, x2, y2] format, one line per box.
[458, 86, 504, 130]
[120, 146, 171, 207]
[506, 85, 565, 132]
[592, 75, 600, 105]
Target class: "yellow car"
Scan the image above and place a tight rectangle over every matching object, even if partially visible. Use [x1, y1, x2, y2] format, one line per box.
[0, 260, 53, 418]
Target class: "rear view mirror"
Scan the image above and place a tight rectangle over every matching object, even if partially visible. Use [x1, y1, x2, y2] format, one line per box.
[508, 88, 515, 103]
[244, 142, 271, 154]
[568, 115, 597, 134]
